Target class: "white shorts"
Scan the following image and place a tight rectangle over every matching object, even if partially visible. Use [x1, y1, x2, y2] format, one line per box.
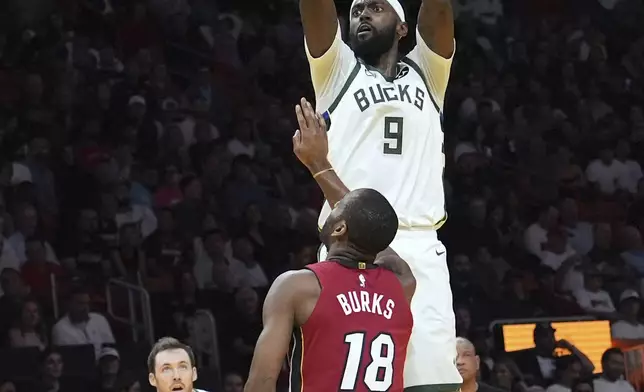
[318, 229, 462, 390]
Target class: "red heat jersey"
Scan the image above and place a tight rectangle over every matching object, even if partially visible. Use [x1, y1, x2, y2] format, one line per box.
[289, 261, 413, 392]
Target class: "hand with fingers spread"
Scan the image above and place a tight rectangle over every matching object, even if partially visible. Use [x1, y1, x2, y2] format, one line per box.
[293, 97, 331, 175]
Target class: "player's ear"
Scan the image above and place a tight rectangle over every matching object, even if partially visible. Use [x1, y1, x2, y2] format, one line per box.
[193, 367, 198, 382]
[332, 220, 348, 238]
[397, 22, 408, 40]
[475, 355, 480, 371]
[148, 373, 157, 387]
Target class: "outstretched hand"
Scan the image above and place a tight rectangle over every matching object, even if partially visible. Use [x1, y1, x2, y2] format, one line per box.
[293, 97, 330, 173]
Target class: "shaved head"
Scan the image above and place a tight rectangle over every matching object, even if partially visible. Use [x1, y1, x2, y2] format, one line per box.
[456, 337, 475, 351]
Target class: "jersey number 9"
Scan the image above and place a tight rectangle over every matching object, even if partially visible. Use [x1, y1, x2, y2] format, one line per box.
[340, 332, 395, 391]
[383, 117, 403, 155]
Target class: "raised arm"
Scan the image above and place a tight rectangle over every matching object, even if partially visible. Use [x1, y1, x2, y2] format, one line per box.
[245, 273, 298, 392]
[417, 0, 455, 59]
[300, 0, 339, 58]
[293, 98, 416, 302]
[293, 98, 349, 207]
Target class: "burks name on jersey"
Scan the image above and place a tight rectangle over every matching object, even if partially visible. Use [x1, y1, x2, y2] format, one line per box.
[336, 290, 396, 320]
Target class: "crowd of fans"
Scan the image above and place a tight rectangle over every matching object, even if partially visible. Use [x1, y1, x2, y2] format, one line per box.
[1, 0, 644, 391]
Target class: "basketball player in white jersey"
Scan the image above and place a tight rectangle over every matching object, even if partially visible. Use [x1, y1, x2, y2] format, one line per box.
[299, 0, 459, 390]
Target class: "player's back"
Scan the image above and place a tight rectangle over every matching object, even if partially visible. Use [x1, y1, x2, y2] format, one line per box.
[290, 261, 413, 392]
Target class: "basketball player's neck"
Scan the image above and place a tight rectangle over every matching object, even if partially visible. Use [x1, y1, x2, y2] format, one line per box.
[327, 245, 374, 265]
[361, 46, 399, 79]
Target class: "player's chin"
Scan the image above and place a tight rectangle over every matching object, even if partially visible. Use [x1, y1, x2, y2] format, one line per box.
[356, 30, 374, 40]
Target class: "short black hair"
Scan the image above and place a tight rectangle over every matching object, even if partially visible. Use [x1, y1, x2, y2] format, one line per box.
[147, 337, 196, 373]
[338, 188, 398, 255]
[601, 347, 623, 363]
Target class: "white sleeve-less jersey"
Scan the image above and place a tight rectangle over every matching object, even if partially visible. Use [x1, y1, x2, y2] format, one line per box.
[305, 24, 454, 229]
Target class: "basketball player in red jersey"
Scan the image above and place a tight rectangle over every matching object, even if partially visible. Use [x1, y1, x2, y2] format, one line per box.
[244, 98, 415, 392]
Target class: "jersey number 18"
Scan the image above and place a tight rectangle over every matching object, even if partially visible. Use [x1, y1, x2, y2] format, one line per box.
[340, 332, 395, 391]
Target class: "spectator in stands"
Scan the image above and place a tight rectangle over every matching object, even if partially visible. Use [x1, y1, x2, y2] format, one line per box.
[110, 223, 146, 280]
[546, 356, 583, 392]
[96, 347, 120, 392]
[524, 205, 559, 257]
[231, 237, 268, 289]
[616, 139, 643, 194]
[573, 265, 616, 318]
[8, 203, 57, 264]
[572, 380, 593, 392]
[20, 237, 65, 302]
[0, 211, 20, 273]
[222, 372, 244, 392]
[24, 137, 57, 220]
[33, 348, 67, 392]
[586, 144, 624, 195]
[114, 182, 157, 239]
[611, 289, 644, 340]
[541, 233, 584, 293]
[594, 348, 634, 392]
[619, 226, 644, 275]
[533, 265, 584, 317]
[154, 164, 182, 208]
[0, 380, 16, 392]
[60, 208, 108, 281]
[6, 298, 47, 350]
[193, 229, 240, 292]
[52, 286, 115, 358]
[0, 268, 27, 340]
[513, 323, 594, 386]
[174, 175, 206, 241]
[559, 199, 593, 256]
[224, 287, 261, 373]
[489, 357, 527, 392]
[288, 241, 316, 271]
[143, 208, 183, 290]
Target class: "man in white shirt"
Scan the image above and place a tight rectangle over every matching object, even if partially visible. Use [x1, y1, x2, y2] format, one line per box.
[559, 199, 594, 255]
[540, 230, 584, 293]
[615, 139, 643, 194]
[594, 348, 636, 392]
[8, 203, 58, 264]
[525, 205, 560, 257]
[586, 146, 624, 195]
[52, 286, 115, 358]
[231, 237, 268, 289]
[611, 289, 644, 340]
[573, 266, 616, 317]
[193, 229, 245, 291]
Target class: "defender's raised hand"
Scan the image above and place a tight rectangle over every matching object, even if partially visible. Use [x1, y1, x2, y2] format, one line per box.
[293, 97, 330, 174]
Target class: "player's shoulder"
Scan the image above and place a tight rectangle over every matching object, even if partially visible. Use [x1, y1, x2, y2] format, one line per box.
[270, 268, 320, 296]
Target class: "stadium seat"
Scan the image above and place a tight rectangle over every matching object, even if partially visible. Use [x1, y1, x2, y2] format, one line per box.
[54, 344, 96, 378]
[0, 347, 41, 380]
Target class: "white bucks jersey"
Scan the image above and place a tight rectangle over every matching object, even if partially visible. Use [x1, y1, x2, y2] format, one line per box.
[306, 26, 453, 229]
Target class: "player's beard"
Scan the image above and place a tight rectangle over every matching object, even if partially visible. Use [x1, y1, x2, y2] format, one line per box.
[349, 23, 397, 66]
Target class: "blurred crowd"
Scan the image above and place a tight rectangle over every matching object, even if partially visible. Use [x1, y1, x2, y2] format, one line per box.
[1, 0, 644, 391]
